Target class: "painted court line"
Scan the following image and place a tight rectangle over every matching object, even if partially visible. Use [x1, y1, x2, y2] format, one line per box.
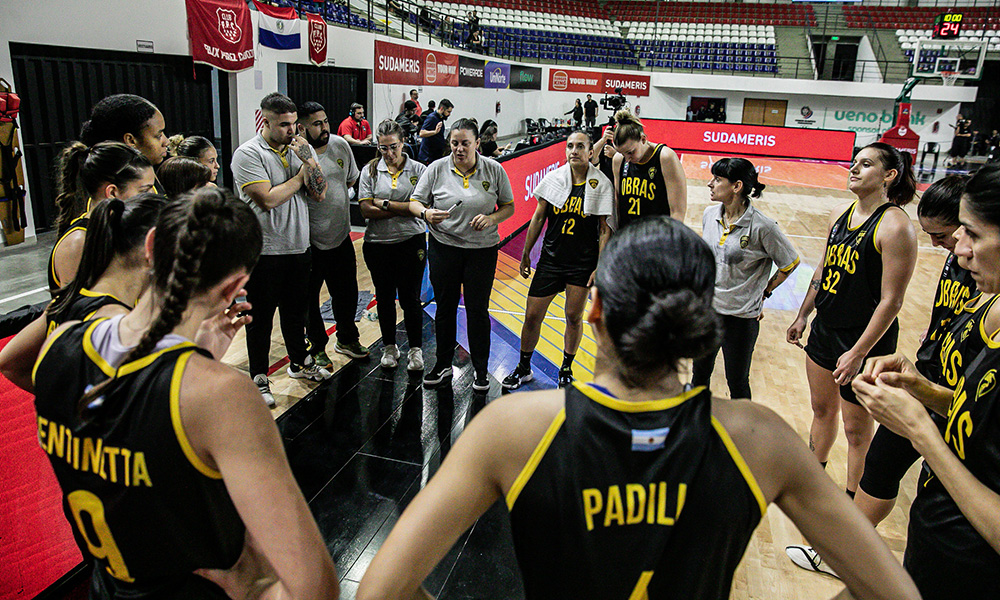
[0, 286, 48, 305]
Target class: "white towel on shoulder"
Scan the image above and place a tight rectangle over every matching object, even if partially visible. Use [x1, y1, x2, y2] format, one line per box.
[532, 162, 614, 216]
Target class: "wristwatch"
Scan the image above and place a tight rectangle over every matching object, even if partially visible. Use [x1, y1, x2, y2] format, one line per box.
[381, 199, 391, 211]
[420, 208, 428, 221]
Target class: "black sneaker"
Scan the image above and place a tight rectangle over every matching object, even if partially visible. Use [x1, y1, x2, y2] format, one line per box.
[558, 367, 574, 388]
[472, 372, 490, 392]
[501, 365, 534, 390]
[423, 363, 453, 387]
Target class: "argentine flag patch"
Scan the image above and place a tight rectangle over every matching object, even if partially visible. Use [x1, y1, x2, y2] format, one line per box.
[631, 427, 670, 452]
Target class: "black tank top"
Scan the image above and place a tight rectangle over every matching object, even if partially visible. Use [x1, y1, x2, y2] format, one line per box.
[908, 343, 1000, 594]
[46, 289, 132, 335]
[507, 383, 765, 599]
[48, 215, 90, 292]
[33, 319, 245, 598]
[815, 202, 896, 328]
[618, 144, 671, 229]
[935, 294, 1000, 390]
[540, 183, 600, 268]
[916, 254, 976, 382]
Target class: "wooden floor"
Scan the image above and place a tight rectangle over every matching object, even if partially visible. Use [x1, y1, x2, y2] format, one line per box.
[216, 154, 948, 598]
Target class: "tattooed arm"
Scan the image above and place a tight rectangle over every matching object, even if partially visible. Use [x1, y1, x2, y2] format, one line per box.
[290, 135, 327, 202]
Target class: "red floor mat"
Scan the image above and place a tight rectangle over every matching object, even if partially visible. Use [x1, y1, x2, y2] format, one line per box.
[0, 335, 82, 600]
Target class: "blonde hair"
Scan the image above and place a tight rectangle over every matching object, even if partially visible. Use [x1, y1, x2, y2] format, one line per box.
[613, 108, 644, 147]
[167, 134, 186, 157]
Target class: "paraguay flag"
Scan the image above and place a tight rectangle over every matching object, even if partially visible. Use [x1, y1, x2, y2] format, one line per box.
[253, 0, 300, 50]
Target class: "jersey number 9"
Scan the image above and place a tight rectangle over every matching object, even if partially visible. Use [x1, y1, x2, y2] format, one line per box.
[67, 489, 135, 582]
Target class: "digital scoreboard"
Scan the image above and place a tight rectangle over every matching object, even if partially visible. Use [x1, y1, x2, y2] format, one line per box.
[933, 12, 963, 39]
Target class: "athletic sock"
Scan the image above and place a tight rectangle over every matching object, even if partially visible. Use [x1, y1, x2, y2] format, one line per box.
[561, 352, 575, 370]
[846, 489, 856, 499]
[519, 350, 533, 371]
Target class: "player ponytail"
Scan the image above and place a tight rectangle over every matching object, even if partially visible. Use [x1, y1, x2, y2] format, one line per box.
[173, 135, 216, 162]
[77, 187, 262, 425]
[370, 119, 405, 178]
[612, 108, 644, 147]
[594, 216, 720, 387]
[54, 141, 152, 236]
[865, 142, 916, 207]
[48, 193, 166, 324]
[711, 157, 765, 206]
[917, 174, 968, 226]
[962, 163, 1000, 228]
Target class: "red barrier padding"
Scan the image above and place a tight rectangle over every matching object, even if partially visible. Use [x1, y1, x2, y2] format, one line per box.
[0, 336, 82, 600]
[640, 119, 856, 162]
[497, 141, 568, 242]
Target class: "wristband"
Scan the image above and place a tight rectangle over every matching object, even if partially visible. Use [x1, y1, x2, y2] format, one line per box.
[382, 199, 391, 211]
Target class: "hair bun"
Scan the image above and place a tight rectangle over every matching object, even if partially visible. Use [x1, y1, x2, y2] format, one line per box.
[616, 288, 720, 374]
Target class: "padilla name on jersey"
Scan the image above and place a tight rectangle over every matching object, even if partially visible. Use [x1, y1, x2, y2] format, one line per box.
[507, 383, 765, 599]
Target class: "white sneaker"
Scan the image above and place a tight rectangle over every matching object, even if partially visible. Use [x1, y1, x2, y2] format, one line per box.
[786, 545, 839, 578]
[253, 374, 276, 408]
[288, 357, 332, 382]
[381, 344, 400, 368]
[407, 347, 424, 371]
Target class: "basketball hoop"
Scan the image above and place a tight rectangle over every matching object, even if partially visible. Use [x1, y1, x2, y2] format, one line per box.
[940, 71, 959, 86]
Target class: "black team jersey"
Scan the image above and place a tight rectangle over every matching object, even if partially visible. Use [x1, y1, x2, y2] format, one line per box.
[815, 202, 898, 329]
[45, 289, 132, 335]
[618, 144, 670, 229]
[934, 293, 998, 390]
[48, 215, 89, 292]
[540, 183, 600, 270]
[507, 382, 765, 599]
[915, 254, 976, 382]
[915, 254, 976, 380]
[906, 343, 1000, 598]
[33, 319, 245, 599]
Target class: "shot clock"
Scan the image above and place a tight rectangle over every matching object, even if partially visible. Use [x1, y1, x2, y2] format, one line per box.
[933, 12, 963, 39]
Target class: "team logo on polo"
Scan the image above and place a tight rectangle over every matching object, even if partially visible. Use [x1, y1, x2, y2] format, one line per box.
[410, 175, 418, 185]
[740, 235, 750, 249]
[482, 181, 490, 191]
[417, 249, 426, 261]
[217, 8, 243, 43]
[337, 159, 344, 168]
[977, 369, 997, 401]
[588, 178, 598, 189]
[648, 167, 656, 179]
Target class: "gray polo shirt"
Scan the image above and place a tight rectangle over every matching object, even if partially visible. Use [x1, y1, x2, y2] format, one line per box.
[410, 155, 514, 249]
[308, 135, 359, 250]
[358, 156, 427, 244]
[701, 203, 799, 318]
[231, 133, 310, 256]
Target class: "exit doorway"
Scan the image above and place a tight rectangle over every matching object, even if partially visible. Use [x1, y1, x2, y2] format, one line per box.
[742, 99, 787, 126]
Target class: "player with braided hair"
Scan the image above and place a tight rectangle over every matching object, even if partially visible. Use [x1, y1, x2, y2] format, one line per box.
[32, 187, 338, 599]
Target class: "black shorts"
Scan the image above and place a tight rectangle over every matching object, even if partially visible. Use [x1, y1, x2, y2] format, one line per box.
[528, 258, 595, 298]
[805, 314, 899, 405]
[860, 411, 946, 500]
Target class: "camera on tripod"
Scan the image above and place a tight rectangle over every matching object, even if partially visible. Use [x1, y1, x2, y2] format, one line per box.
[600, 88, 627, 113]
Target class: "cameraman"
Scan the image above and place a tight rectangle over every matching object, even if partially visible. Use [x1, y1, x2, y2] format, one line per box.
[395, 100, 420, 145]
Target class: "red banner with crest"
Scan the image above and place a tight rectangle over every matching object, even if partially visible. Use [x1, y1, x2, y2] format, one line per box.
[186, 0, 255, 72]
[307, 13, 327, 67]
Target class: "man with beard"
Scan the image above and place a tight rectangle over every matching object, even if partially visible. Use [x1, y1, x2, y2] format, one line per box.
[297, 101, 369, 364]
[417, 99, 453, 164]
[232, 92, 331, 407]
[338, 103, 374, 146]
